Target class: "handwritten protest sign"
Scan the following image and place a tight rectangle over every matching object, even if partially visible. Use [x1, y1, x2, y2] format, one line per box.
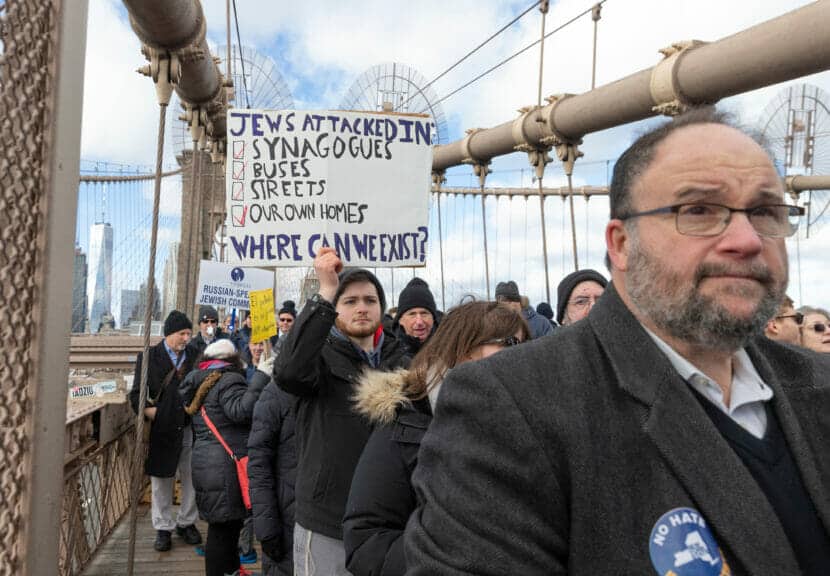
[225, 109, 433, 267]
[249, 288, 277, 343]
[196, 260, 273, 311]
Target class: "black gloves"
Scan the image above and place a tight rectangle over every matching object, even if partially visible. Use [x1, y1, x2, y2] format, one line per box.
[260, 537, 283, 561]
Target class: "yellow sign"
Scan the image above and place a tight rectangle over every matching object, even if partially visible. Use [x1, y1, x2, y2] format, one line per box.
[249, 288, 277, 343]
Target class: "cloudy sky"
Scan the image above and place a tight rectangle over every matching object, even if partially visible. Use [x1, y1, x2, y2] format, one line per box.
[79, 0, 830, 311]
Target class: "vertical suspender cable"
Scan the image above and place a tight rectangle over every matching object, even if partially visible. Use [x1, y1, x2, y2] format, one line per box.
[226, 0, 232, 78]
[183, 148, 201, 315]
[586, 4, 601, 270]
[436, 191, 447, 309]
[127, 101, 168, 576]
[568, 174, 579, 270]
[591, 3, 602, 90]
[536, 1, 552, 303]
[481, 194, 491, 299]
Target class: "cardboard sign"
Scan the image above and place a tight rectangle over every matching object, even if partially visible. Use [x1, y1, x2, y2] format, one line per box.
[249, 288, 277, 343]
[195, 260, 273, 311]
[225, 109, 433, 267]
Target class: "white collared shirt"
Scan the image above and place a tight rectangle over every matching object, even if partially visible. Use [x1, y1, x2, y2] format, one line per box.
[643, 327, 773, 439]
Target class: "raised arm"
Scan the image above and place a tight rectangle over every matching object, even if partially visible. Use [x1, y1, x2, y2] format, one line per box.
[274, 247, 342, 396]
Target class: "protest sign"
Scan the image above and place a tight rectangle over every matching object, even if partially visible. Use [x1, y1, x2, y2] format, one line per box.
[196, 260, 273, 311]
[249, 288, 277, 343]
[225, 109, 433, 267]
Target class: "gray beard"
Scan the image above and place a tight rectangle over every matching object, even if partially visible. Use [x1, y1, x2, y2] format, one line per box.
[626, 238, 786, 352]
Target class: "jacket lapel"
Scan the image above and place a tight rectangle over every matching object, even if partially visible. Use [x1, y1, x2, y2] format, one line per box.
[589, 285, 801, 574]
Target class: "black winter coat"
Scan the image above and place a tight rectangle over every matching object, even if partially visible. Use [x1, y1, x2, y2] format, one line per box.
[248, 379, 297, 576]
[129, 340, 194, 477]
[404, 284, 830, 575]
[179, 365, 267, 523]
[274, 296, 408, 539]
[344, 370, 431, 576]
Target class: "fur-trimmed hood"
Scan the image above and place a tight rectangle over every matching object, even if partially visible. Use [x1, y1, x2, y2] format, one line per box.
[353, 368, 411, 425]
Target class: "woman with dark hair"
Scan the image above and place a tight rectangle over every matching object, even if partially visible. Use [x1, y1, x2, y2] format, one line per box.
[178, 339, 267, 576]
[343, 301, 530, 576]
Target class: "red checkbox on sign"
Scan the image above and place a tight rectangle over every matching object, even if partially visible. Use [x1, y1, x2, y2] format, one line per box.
[232, 161, 245, 180]
[231, 205, 247, 227]
[231, 181, 244, 201]
[233, 140, 245, 159]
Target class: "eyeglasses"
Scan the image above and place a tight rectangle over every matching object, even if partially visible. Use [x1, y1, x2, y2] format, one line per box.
[278, 318, 294, 323]
[482, 336, 524, 347]
[776, 313, 803, 325]
[201, 318, 218, 324]
[618, 203, 804, 238]
[804, 322, 827, 334]
[569, 295, 601, 309]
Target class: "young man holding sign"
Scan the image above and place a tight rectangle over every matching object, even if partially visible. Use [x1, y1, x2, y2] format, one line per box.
[274, 247, 407, 576]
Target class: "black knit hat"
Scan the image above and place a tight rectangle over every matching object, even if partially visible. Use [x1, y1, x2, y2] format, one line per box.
[334, 268, 387, 314]
[536, 302, 554, 321]
[198, 305, 219, 323]
[556, 269, 608, 324]
[163, 310, 192, 336]
[395, 277, 437, 321]
[278, 300, 297, 318]
[495, 280, 521, 302]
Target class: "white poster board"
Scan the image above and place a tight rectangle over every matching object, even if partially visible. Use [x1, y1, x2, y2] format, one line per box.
[195, 260, 274, 311]
[225, 109, 433, 267]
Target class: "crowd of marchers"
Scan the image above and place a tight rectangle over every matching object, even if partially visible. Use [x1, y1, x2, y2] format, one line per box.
[130, 107, 830, 576]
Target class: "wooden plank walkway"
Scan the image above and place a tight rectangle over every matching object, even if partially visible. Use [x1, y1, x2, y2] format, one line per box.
[83, 504, 263, 575]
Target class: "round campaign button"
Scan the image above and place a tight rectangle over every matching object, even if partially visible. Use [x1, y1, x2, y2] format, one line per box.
[649, 507, 730, 576]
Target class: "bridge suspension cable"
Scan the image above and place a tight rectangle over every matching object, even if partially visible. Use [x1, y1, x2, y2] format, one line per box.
[431, 0, 607, 108]
[402, 0, 541, 111]
[231, 0, 250, 108]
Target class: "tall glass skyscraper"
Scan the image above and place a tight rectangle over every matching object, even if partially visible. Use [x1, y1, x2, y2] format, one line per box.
[87, 222, 113, 333]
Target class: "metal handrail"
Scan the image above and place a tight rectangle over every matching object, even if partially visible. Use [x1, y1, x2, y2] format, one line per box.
[59, 421, 141, 576]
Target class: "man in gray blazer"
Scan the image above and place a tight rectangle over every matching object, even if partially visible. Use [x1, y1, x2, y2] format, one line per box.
[404, 108, 830, 575]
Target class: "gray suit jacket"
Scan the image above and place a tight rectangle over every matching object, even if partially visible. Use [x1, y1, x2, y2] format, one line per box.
[404, 283, 830, 575]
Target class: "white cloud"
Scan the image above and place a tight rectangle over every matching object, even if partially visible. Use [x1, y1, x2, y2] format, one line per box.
[84, 1, 830, 311]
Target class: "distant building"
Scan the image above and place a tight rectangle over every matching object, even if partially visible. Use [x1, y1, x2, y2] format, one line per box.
[162, 241, 179, 317]
[87, 223, 113, 334]
[119, 289, 140, 328]
[133, 280, 161, 324]
[72, 247, 88, 333]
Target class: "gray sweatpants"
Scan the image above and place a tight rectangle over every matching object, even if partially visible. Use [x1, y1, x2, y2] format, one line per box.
[293, 523, 349, 576]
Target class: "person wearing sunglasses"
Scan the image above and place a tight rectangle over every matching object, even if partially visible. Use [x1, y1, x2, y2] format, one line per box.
[764, 295, 802, 346]
[342, 301, 529, 576]
[188, 305, 231, 359]
[406, 109, 830, 575]
[797, 306, 830, 354]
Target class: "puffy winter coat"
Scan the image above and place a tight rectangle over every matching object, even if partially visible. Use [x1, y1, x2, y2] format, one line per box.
[179, 364, 267, 523]
[343, 369, 432, 576]
[248, 379, 297, 576]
